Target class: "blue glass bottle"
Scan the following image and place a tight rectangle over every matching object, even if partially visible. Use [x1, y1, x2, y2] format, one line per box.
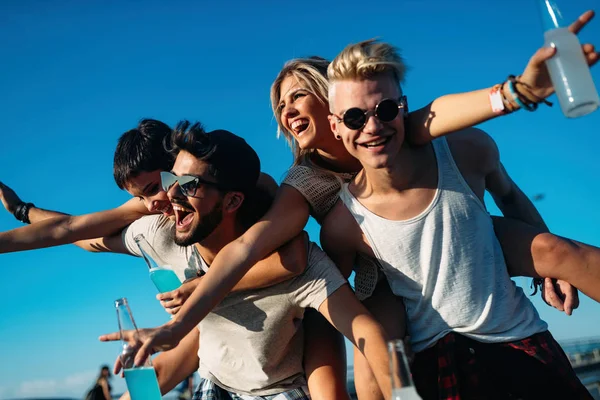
[134, 234, 182, 293]
[115, 298, 163, 400]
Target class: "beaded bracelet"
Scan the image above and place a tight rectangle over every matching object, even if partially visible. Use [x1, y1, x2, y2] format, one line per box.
[500, 81, 517, 113]
[507, 79, 537, 111]
[508, 75, 553, 108]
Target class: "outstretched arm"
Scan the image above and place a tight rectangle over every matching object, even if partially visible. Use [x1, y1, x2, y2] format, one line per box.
[0, 181, 71, 223]
[406, 10, 598, 145]
[157, 232, 308, 315]
[0, 197, 148, 253]
[319, 285, 392, 399]
[169, 185, 310, 329]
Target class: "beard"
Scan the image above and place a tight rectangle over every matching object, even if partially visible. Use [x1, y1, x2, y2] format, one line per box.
[174, 199, 223, 246]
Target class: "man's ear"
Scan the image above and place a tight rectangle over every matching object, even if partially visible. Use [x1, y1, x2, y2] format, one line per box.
[328, 114, 342, 140]
[224, 192, 245, 214]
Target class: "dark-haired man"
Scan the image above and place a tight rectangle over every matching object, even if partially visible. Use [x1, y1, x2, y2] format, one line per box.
[101, 121, 394, 399]
[0, 118, 303, 308]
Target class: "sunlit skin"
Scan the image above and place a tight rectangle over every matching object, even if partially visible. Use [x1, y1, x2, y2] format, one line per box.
[96, 12, 600, 379]
[167, 151, 230, 249]
[277, 75, 363, 176]
[278, 75, 334, 151]
[125, 170, 173, 216]
[329, 75, 407, 172]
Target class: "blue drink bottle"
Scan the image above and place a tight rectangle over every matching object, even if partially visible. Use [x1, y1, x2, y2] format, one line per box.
[115, 298, 162, 400]
[134, 234, 182, 293]
[538, 0, 599, 117]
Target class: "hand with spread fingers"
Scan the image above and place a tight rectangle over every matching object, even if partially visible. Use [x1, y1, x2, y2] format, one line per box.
[517, 10, 598, 102]
[100, 322, 183, 370]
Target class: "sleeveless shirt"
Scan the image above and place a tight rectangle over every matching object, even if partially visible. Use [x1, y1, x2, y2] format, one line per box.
[339, 138, 547, 352]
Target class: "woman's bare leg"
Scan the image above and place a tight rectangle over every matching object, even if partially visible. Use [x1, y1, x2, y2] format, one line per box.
[354, 279, 407, 400]
[493, 216, 600, 303]
[304, 308, 350, 400]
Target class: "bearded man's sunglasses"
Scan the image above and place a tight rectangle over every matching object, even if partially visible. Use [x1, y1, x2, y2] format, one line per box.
[160, 171, 221, 197]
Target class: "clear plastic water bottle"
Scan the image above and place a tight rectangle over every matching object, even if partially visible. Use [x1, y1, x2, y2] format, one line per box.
[135, 233, 182, 293]
[537, 0, 599, 118]
[389, 340, 422, 400]
[115, 297, 163, 400]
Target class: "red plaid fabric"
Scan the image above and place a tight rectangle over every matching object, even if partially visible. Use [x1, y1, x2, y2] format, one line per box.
[412, 331, 592, 400]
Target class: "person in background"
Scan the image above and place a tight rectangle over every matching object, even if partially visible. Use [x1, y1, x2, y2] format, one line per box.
[85, 365, 112, 400]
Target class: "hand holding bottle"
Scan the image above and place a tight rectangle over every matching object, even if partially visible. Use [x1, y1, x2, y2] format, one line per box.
[100, 318, 184, 369]
[135, 234, 182, 293]
[111, 298, 162, 400]
[156, 277, 202, 315]
[516, 10, 599, 114]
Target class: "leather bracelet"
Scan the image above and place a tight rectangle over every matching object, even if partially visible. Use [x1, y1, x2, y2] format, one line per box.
[14, 202, 34, 224]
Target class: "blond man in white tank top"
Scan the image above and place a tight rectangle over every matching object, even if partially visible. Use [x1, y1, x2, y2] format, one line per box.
[321, 40, 595, 399]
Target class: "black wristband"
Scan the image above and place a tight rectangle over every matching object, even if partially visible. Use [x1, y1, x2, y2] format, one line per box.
[14, 202, 34, 224]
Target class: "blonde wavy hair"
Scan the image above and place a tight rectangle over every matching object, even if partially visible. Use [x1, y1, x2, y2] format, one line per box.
[270, 56, 330, 167]
[327, 39, 407, 108]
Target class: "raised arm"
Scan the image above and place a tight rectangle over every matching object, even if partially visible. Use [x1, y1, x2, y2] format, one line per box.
[406, 10, 598, 145]
[0, 197, 148, 253]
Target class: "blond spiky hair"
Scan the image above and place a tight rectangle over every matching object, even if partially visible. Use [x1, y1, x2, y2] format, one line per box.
[327, 39, 407, 107]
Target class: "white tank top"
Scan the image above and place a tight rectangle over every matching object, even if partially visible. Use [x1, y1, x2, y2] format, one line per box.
[339, 138, 547, 352]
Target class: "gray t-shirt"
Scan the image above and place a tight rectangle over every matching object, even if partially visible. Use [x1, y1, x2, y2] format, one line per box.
[197, 240, 346, 396]
[122, 214, 348, 396]
[122, 214, 203, 282]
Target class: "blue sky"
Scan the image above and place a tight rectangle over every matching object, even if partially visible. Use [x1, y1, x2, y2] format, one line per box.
[1, 0, 599, 398]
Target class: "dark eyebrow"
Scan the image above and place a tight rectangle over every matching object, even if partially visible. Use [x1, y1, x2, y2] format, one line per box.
[142, 181, 158, 194]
